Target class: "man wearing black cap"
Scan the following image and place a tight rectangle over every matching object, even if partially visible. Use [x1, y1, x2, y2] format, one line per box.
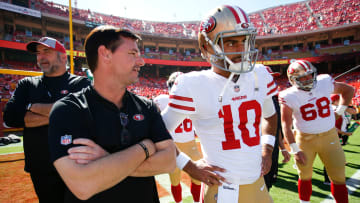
[3, 37, 90, 202]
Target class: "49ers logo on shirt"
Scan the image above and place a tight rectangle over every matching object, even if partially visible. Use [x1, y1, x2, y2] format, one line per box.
[200, 16, 216, 33]
[60, 90, 69, 94]
[133, 114, 144, 121]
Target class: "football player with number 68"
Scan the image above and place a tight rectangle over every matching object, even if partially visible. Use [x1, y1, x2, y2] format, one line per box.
[279, 60, 354, 203]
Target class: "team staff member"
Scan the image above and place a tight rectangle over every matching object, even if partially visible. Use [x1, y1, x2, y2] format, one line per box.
[154, 71, 202, 203]
[279, 60, 354, 203]
[3, 37, 90, 202]
[48, 25, 176, 202]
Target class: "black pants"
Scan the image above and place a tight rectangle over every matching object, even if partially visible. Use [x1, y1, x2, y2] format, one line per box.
[264, 146, 279, 191]
[30, 171, 66, 203]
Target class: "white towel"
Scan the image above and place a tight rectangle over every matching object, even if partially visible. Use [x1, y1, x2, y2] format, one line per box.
[217, 182, 239, 203]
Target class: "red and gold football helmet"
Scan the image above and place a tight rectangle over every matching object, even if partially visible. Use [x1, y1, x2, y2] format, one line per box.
[198, 5, 258, 74]
[287, 60, 317, 91]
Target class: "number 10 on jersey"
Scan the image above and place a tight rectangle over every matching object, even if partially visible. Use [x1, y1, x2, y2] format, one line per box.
[218, 100, 261, 150]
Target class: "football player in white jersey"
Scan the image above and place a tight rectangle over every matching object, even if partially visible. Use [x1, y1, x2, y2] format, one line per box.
[279, 60, 354, 203]
[154, 72, 202, 203]
[161, 5, 278, 203]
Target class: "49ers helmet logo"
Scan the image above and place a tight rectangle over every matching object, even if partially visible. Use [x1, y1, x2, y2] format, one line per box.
[241, 23, 249, 29]
[200, 16, 216, 33]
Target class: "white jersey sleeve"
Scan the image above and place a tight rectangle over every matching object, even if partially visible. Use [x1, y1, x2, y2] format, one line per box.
[257, 64, 279, 99]
[168, 74, 197, 115]
[153, 94, 169, 112]
[154, 94, 196, 143]
[256, 65, 278, 118]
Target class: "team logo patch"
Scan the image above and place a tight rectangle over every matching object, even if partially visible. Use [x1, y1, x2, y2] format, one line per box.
[60, 90, 69, 94]
[200, 16, 216, 33]
[133, 114, 144, 121]
[60, 134, 72, 145]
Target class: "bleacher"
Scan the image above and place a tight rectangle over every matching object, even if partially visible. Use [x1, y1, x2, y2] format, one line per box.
[28, 0, 360, 38]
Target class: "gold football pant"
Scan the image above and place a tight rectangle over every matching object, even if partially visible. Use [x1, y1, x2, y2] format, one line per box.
[203, 176, 273, 203]
[294, 128, 346, 184]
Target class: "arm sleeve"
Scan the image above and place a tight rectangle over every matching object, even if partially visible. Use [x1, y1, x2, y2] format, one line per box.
[168, 75, 197, 115]
[318, 74, 334, 95]
[161, 106, 188, 132]
[48, 99, 89, 163]
[278, 91, 294, 109]
[3, 79, 29, 127]
[262, 96, 276, 118]
[258, 64, 278, 99]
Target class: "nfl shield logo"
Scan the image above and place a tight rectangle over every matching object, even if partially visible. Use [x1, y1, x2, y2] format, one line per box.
[234, 85, 240, 92]
[60, 135, 72, 145]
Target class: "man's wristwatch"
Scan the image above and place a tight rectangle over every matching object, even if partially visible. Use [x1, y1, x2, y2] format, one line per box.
[27, 103, 32, 111]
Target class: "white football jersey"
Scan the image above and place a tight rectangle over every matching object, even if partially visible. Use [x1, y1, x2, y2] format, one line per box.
[154, 94, 196, 143]
[168, 64, 277, 185]
[279, 74, 335, 134]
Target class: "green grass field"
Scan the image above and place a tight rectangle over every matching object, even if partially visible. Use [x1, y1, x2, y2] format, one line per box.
[1, 127, 359, 203]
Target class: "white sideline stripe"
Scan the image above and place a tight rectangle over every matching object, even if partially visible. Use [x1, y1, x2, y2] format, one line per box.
[156, 173, 192, 203]
[321, 169, 360, 203]
[0, 151, 24, 156]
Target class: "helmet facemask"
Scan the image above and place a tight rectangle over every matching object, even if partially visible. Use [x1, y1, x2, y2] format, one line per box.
[287, 60, 318, 91]
[201, 26, 258, 74]
[290, 70, 317, 91]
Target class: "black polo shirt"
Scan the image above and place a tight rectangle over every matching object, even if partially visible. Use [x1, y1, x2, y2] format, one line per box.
[3, 72, 90, 173]
[48, 86, 172, 202]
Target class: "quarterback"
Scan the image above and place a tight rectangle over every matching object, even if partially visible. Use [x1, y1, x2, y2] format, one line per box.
[162, 5, 278, 203]
[279, 60, 354, 203]
[154, 72, 202, 203]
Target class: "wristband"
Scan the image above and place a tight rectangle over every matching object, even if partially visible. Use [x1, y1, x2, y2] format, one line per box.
[261, 134, 275, 147]
[138, 142, 149, 159]
[335, 105, 347, 115]
[289, 143, 300, 154]
[280, 149, 287, 152]
[176, 152, 191, 170]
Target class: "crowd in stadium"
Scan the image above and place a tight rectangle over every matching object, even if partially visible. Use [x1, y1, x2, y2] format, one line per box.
[2, 62, 360, 109]
[25, 0, 360, 38]
[2, 0, 359, 44]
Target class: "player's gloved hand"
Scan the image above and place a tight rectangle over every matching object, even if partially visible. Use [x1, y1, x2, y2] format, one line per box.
[68, 138, 109, 164]
[183, 159, 226, 186]
[294, 151, 306, 165]
[261, 144, 273, 176]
